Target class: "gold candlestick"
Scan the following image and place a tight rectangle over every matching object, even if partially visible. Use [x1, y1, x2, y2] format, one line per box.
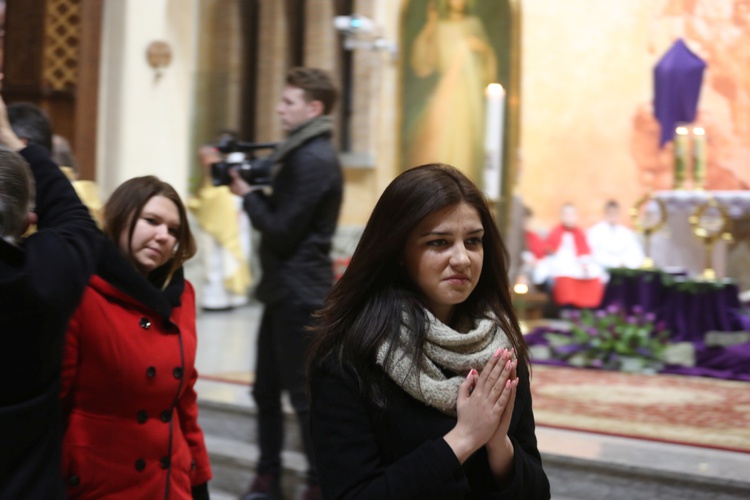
[674, 125, 689, 189]
[692, 126, 706, 190]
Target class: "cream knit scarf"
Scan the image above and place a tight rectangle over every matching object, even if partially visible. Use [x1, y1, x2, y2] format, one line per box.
[376, 310, 512, 416]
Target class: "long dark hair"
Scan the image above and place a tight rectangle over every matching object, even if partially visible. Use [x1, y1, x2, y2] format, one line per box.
[103, 176, 197, 285]
[309, 164, 527, 406]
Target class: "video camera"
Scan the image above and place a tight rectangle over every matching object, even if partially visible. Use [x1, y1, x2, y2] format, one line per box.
[210, 137, 278, 187]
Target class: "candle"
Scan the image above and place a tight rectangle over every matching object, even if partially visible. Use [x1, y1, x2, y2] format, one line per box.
[674, 125, 689, 189]
[484, 83, 505, 201]
[692, 126, 706, 190]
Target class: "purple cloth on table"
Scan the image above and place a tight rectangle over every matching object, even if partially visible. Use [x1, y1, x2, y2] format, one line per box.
[735, 310, 750, 331]
[602, 273, 742, 342]
[602, 273, 665, 312]
[662, 343, 750, 382]
[654, 38, 706, 146]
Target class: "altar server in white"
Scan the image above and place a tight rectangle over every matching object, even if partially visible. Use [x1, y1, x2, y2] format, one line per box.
[587, 200, 645, 271]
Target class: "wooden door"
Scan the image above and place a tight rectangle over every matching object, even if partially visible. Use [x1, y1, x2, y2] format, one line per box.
[2, 0, 102, 180]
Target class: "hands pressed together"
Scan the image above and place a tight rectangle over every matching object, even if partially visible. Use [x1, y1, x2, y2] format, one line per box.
[444, 347, 519, 480]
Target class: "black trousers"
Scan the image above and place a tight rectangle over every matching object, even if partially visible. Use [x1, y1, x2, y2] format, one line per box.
[252, 301, 318, 482]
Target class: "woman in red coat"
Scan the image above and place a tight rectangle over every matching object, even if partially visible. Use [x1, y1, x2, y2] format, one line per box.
[60, 176, 212, 499]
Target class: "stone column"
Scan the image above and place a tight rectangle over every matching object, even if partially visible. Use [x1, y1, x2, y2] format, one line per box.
[254, 0, 289, 143]
[304, 0, 338, 72]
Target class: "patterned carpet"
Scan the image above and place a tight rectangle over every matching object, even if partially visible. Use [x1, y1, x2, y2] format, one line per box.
[531, 365, 750, 453]
[200, 365, 750, 453]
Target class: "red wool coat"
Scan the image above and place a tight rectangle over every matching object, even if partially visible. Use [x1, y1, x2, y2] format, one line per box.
[60, 260, 211, 499]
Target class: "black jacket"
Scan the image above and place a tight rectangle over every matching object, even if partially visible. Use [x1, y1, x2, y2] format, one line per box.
[243, 132, 342, 307]
[0, 145, 99, 499]
[310, 360, 550, 499]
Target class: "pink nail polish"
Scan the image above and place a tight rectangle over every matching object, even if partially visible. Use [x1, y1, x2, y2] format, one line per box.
[505, 379, 511, 389]
[494, 348, 502, 358]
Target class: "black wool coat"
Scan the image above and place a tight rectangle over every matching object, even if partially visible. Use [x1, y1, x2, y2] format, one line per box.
[0, 145, 99, 499]
[310, 360, 551, 500]
[242, 132, 342, 307]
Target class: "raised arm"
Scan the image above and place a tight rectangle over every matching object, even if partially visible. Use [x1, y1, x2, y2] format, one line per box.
[0, 95, 99, 313]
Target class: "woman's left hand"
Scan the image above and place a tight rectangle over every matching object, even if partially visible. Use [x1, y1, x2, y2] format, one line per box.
[485, 350, 519, 480]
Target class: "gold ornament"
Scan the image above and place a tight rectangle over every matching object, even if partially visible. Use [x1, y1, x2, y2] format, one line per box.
[630, 192, 668, 269]
[688, 197, 732, 281]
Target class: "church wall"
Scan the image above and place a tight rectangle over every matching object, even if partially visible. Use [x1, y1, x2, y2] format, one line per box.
[518, 0, 653, 231]
[91, 0, 748, 236]
[96, 0, 199, 197]
[337, 0, 401, 227]
[516, 0, 750, 231]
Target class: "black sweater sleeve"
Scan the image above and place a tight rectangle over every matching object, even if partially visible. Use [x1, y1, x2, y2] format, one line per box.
[242, 147, 337, 258]
[21, 145, 99, 313]
[310, 363, 472, 500]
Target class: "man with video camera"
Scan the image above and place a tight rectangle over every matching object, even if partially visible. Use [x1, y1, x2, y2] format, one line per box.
[228, 67, 342, 500]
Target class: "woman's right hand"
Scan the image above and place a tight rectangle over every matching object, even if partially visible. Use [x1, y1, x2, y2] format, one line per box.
[443, 348, 515, 463]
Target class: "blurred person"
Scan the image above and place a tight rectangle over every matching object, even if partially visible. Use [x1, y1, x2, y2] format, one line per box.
[8, 102, 103, 224]
[535, 203, 604, 309]
[52, 133, 78, 170]
[189, 142, 252, 311]
[507, 202, 545, 290]
[523, 206, 544, 261]
[522, 206, 546, 270]
[7, 101, 52, 152]
[0, 96, 99, 498]
[308, 164, 550, 498]
[587, 200, 645, 272]
[505, 194, 525, 288]
[59, 176, 212, 499]
[228, 67, 343, 500]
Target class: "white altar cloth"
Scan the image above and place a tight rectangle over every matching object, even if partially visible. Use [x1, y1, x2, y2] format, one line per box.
[650, 191, 750, 278]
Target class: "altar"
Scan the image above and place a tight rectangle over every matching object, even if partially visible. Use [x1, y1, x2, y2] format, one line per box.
[649, 190, 750, 280]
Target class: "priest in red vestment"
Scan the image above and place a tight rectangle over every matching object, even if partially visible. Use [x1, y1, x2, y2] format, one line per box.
[534, 203, 604, 308]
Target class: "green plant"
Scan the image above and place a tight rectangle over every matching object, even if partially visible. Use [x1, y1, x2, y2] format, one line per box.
[543, 305, 670, 373]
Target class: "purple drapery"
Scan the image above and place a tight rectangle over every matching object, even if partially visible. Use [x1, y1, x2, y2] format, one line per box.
[654, 39, 707, 146]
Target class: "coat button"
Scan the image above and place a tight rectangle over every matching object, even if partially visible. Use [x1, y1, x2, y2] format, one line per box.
[68, 475, 80, 486]
[160, 410, 171, 423]
[139, 317, 151, 329]
[159, 456, 170, 469]
[172, 367, 183, 379]
[146, 366, 156, 378]
[135, 459, 146, 471]
[191, 459, 196, 471]
[137, 410, 148, 424]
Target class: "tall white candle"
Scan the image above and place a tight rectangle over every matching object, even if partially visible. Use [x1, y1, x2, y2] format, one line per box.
[484, 83, 505, 201]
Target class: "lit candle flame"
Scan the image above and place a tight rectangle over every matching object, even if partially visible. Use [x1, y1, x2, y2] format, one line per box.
[486, 83, 505, 97]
